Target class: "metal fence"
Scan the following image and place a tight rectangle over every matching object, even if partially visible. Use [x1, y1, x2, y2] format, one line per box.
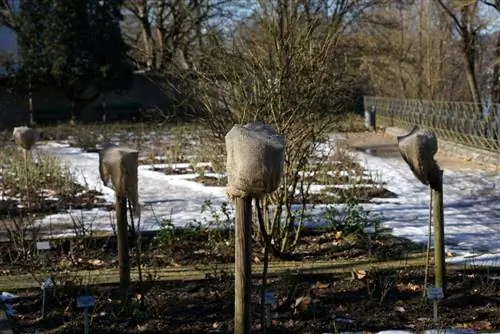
[364, 96, 500, 153]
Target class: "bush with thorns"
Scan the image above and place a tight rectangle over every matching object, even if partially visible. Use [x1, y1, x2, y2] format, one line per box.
[190, 5, 360, 254]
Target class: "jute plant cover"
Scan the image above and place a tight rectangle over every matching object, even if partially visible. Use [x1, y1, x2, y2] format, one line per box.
[13, 126, 38, 150]
[99, 146, 141, 218]
[225, 122, 285, 199]
[397, 126, 441, 189]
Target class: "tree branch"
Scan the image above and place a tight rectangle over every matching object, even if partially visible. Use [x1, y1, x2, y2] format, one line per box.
[436, 0, 465, 31]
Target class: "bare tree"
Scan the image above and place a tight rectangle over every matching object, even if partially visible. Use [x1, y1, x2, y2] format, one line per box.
[193, 0, 386, 253]
[0, 0, 17, 30]
[435, 0, 485, 106]
[480, 0, 499, 104]
[123, 0, 238, 71]
[359, 1, 486, 101]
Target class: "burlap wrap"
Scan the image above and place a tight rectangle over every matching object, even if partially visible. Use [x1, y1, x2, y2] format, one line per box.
[397, 126, 441, 189]
[13, 126, 38, 150]
[225, 122, 285, 199]
[99, 146, 141, 218]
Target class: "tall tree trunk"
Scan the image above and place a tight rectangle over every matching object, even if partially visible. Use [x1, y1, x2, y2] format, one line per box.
[70, 101, 87, 125]
[138, 4, 156, 70]
[28, 81, 34, 126]
[491, 32, 500, 105]
[463, 37, 482, 107]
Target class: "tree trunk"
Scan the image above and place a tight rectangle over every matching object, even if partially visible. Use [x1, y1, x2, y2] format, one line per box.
[138, 4, 156, 70]
[463, 41, 482, 108]
[491, 32, 500, 105]
[70, 101, 86, 125]
[28, 82, 34, 126]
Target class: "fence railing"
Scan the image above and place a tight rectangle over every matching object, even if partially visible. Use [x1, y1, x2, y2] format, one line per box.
[364, 96, 500, 153]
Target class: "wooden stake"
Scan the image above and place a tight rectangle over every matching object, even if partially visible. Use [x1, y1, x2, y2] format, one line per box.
[116, 194, 130, 300]
[23, 149, 28, 174]
[234, 196, 253, 334]
[431, 170, 446, 294]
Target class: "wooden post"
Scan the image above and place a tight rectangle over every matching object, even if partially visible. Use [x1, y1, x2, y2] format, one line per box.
[432, 170, 446, 294]
[234, 196, 253, 334]
[116, 194, 130, 300]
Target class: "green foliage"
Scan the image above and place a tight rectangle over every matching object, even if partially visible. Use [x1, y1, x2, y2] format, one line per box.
[155, 200, 234, 251]
[15, 0, 133, 120]
[323, 198, 382, 236]
[156, 217, 176, 249]
[191, 199, 234, 243]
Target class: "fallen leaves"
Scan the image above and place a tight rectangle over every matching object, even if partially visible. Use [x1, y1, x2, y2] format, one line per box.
[313, 281, 331, 289]
[351, 269, 367, 280]
[396, 282, 422, 292]
[294, 296, 312, 314]
[455, 320, 493, 330]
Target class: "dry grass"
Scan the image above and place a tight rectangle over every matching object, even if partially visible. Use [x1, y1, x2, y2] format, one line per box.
[0, 145, 77, 206]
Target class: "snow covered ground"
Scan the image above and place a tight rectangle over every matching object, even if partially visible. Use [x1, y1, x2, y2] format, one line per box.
[36, 138, 500, 267]
[352, 149, 500, 267]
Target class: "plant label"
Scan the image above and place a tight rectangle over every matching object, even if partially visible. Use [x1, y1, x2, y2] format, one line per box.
[427, 287, 444, 300]
[41, 277, 53, 290]
[36, 241, 51, 251]
[77, 296, 96, 309]
[263, 291, 276, 305]
[363, 226, 376, 234]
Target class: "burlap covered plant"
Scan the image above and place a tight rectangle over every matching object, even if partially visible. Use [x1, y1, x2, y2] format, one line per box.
[225, 122, 285, 200]
[13, 126, 39, 150]
[13, 126, 40, 169]
[397, 126, 441, 190]
[99, 145, 141, 218]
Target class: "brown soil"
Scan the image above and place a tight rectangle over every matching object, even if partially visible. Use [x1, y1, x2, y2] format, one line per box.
[0, 194, 496, 333]
[10, 268, 500, 333]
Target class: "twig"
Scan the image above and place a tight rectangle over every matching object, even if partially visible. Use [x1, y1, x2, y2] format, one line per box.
[256, 198, 270, 333]
[128, 199, 143, 294]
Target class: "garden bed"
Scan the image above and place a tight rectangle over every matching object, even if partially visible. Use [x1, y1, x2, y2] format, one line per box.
[9, 268, 500, 333]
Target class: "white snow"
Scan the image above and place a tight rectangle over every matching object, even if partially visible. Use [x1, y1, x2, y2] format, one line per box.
[351, 149, 500, 267]
[35, 139, 500, 267]
[37, 142, 229, 235]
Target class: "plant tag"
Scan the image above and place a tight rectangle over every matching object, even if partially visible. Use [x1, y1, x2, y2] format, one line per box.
[41, 277, 53, 290]
[77, 296, 96, 309]
[363, 226, 376, 234]
[427, 287, 444, 300]
[263, 291, 276, 305]
[36, 241, 51, 251]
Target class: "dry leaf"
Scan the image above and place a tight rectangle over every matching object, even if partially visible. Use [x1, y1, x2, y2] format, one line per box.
[137, 324, 148, 332]
[88, 259, 104, 266]
[314, 281, 330, 289]
[335, 231, 343, 240]
[169, 260, 181, 267]
[396, 282, 421, 292]
[394, 306, 405, 313]
[352, 269, 367, 280]
[470, 320, 492, 330]
[294, 296, 312, 313]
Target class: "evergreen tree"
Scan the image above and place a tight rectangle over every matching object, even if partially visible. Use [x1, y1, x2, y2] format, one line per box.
[16, 0, 133, 123]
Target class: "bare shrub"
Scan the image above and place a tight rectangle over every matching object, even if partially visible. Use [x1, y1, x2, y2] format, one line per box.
[191, 3, 359, 253]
